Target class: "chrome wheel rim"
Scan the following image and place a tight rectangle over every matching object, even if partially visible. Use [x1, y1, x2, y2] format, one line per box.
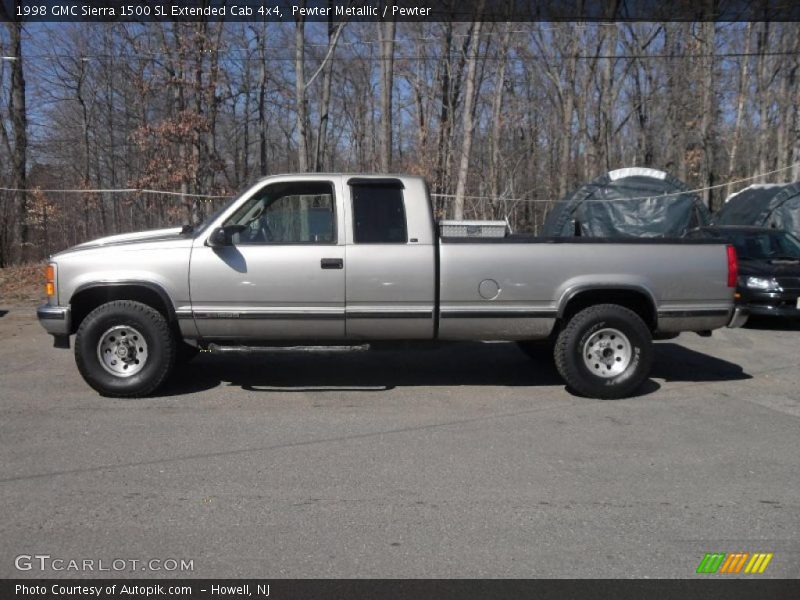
[97, 325, 148, 378]
[582, 327, 632, 378]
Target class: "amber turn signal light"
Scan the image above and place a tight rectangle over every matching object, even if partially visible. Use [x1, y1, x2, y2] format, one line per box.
[45, 264, 55, 296]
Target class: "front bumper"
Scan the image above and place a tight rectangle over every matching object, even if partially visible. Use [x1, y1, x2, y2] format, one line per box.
[745, 304, 800, 318]
[37, 303, 71, 336]
[739, 289, 800, 319]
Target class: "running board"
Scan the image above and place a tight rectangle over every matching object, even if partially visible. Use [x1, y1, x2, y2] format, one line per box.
[205, 343, 370, 354]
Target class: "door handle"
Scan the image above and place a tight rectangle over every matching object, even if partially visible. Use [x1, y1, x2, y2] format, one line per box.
[320, 258, 343, 269]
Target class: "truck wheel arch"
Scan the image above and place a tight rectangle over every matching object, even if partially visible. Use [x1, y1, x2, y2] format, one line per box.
[558, 286, 657, 331]
[69, 281, 177, 334]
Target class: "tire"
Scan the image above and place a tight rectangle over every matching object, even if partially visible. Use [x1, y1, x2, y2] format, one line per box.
[74, 300, 176, 397]
[554, 304, 653, 399]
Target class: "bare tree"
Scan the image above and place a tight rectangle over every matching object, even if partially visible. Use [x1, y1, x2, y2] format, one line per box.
[295, 6, 344, 172]
[434, 17, 471, 200]
[378, 12, 396, 172]
[2, 20, 799, 265]
[727, 23, 752, 198]
[488, 20, 512, 212]
[699, 21, 716, 208]
[775, 27, 800, 179]
[294, 7, 310, 171]
[7, 22, 28, 262]
[755, 21, 772, 181]
[313, 4, 340, 172]
[534, 24, 581, 197]
[453, 2, 485, 219]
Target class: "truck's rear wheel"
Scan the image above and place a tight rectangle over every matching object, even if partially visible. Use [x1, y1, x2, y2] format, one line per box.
[75, 300, 176, 397]
[554, 304, 653, 399]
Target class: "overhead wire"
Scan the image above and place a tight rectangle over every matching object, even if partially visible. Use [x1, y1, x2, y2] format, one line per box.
[1, 162, 797, 204]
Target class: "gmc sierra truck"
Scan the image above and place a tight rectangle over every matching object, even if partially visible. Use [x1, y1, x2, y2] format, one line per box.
[37, 174, 746, 399]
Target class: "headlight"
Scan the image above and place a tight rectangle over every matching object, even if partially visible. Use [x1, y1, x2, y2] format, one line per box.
[745, 276, 781, 291]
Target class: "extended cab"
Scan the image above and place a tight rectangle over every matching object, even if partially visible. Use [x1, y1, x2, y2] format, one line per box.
[38, 174, 746, 399]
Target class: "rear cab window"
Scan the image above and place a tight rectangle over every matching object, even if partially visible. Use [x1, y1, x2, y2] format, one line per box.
[349, 180, 407, 244]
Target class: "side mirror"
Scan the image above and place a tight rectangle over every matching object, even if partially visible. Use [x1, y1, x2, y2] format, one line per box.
[207, 227, 227, 247]
[207, 225, 245, 248]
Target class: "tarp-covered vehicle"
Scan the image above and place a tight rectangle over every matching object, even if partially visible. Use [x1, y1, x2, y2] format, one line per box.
[715, 183, 800, 235]
[542, 167, 711, 237]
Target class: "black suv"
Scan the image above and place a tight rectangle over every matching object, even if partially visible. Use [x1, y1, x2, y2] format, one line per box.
[687, 226, 800, 318]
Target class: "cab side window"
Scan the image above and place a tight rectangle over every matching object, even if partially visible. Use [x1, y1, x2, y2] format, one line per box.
[225, 181, 336, 244]
[351, 183, 407, 244]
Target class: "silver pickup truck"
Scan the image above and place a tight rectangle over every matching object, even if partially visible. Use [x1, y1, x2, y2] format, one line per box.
[38, 173, 746, 399]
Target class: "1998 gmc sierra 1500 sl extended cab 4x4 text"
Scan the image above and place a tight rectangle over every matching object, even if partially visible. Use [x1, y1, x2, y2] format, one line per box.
[37, 174, 746, 399]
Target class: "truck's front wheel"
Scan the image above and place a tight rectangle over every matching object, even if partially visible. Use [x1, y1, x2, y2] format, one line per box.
[75, 300, 176, 397]
[554, 304, 653, 399]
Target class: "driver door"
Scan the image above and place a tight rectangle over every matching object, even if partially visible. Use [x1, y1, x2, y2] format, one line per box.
[189, 177, 346, 341]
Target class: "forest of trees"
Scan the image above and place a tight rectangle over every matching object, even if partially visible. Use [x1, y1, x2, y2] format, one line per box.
[1, 16, 800, 265]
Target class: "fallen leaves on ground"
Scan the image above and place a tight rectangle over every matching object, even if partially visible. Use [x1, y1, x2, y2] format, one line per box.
[0, 263, 46, 306]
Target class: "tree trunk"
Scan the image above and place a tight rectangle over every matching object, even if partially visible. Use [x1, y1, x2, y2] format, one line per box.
[378, 14, 396, 172]
[76, 58, 93, 238]
[433, 20, 454, 200]
[295, 8, 309, 172]
[9, 22, 28, 262]
[756, 21, 770, 181]
[699, 21, 716, 209]
[776, 30, 799, 181]
[434, 16, 471, 206]
[104, 28, 120, 234]
[488, 21, 512, 213]
[598, 30, 615, 172]
[597, 4, 620, 172]
[453, 6, 485, 220]
[257, 27, 269, 176]
[313, 6, 337, 172]
[558, 26, 580, 198]
[792, 44, 800, 181]
[727, 23, 752, 198]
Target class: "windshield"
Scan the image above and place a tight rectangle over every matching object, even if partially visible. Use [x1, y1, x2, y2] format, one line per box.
[190, 192, 242, 235]
[729, 230, 800, 260]
[192, 203, 230, 235]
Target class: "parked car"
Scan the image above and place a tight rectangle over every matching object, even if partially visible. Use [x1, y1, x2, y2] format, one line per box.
[686, 226, 800, 319]
[38, 174, 744, 400]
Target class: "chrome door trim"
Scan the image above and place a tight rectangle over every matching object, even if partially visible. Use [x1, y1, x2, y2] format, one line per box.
[346, 309, 433, 319]
[440, 309, 557, 319]
[189, 308, 345, 320]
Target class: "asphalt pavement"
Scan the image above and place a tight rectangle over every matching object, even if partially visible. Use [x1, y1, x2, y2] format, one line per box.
[1, 307, 798, 578]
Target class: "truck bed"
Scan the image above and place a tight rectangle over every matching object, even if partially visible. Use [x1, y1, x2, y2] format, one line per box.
[437, 235, 732, 340]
